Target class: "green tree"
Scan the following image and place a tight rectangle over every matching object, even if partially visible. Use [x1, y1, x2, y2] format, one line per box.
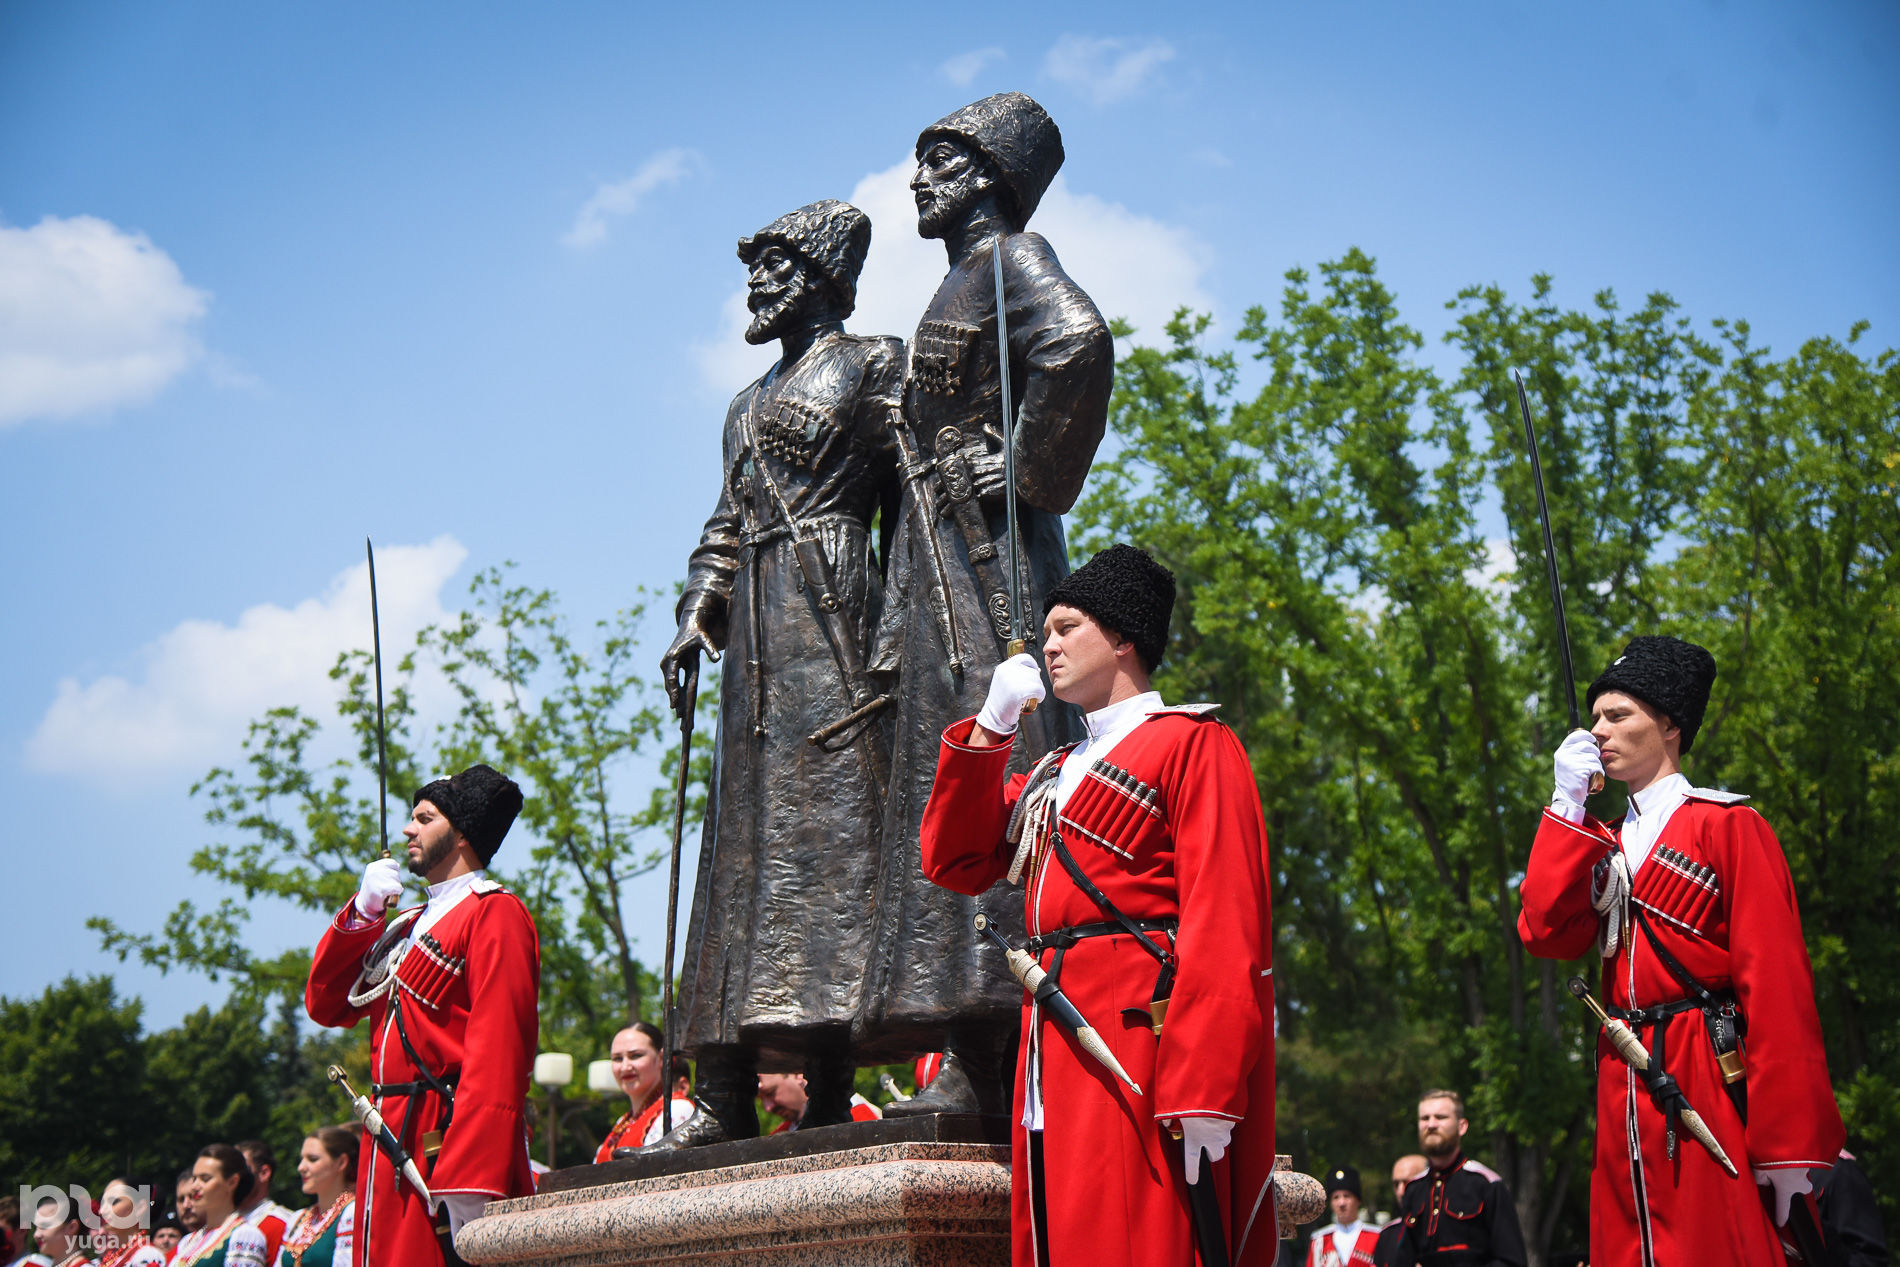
[0, 978, 150, 1189]
[89, 567, 710, 1165]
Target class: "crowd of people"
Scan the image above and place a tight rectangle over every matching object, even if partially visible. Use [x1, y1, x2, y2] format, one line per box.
[3, 1135, 358, 1267]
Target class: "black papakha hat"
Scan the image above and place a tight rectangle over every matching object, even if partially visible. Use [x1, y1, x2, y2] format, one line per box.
[917, 91, 1064, 225]
[737, 199, 873, 318]
[1042, 544, 1176, 671]
[1324, 1165, 1361, 1198]
[413, 763, 524, 865]
[1586, 635, 1718, 754]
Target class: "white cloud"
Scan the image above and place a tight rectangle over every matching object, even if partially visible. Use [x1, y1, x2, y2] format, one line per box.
[941, 47, 1006, 86]
[0, 215, 209, 427]
[693, 158, 1213, 396]
[27, 537, 469, 777]
[563, 148, 699, 249]
[1042, 34, 1176, 106]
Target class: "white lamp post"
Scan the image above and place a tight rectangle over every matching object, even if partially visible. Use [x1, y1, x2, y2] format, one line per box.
[534, 1052, 574, 1168]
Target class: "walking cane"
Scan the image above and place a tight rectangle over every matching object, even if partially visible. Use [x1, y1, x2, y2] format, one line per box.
[660, 653, 699, 1135]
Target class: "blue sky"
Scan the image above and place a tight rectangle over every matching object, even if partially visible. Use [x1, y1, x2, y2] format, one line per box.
[2, 1, 1895, 1027]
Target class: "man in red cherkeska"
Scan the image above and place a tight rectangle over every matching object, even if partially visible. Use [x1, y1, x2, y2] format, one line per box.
[919, 543, 1278, 1267]
[1517, 636, 1844, 1267]
[306, 763, 539, 1267]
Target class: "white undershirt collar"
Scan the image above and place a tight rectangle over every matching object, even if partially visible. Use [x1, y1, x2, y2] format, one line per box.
[415, 869, 485, 938]
[1621, 772, 1689, 873]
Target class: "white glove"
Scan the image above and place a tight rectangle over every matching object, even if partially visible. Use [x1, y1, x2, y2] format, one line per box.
[1552, 728, 1604, 817]
[1177, 1117, 1234, 1184]
[354, 858, 406, 920]
[1753, 1166, 1817, 1226]
[975, 652, 1047, 736]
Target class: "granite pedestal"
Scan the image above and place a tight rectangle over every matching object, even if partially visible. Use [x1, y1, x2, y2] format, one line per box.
[457, 1115, 1012, 1267]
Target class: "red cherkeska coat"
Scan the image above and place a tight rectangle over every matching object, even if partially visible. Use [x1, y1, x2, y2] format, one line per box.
[1517, 794, 1844, 1267]
[921, 709, 1276, 1267]
[306, 880, 540, 1267]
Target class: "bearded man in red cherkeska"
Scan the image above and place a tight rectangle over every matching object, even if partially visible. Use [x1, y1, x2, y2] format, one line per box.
[918, 543, 1279, 1267]
[1518, 635, 1845, 1267]
[306, 764, 540, 1267]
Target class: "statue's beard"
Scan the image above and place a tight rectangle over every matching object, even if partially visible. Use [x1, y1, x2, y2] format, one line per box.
[915, 170, 991, 240]
[745, 282, 809, 345]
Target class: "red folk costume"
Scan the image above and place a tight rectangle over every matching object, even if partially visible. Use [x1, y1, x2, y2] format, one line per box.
[1517, 638, 1843, 1267]
[921, 703, 1277, 1267]
[306, 761, 539, 1267]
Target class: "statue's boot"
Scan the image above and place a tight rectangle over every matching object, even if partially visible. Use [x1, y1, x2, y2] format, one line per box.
[883, 1025, 1016, 1118]
[629, 1047, 758, 1152]
[799, 1038, 859, 1129]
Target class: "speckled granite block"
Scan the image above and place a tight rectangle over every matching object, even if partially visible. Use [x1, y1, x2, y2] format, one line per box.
[457, 1141, 1011, 1267]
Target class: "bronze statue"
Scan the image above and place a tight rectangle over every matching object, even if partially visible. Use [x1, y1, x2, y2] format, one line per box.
[654, 198, 902, 1146]
[861, 92, 1114, 1114]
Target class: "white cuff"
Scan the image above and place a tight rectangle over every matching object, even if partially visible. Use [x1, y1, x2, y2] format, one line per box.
[1549, 793, 1587, 823]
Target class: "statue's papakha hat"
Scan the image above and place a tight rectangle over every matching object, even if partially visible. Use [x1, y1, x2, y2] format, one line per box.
[1044, 543, 1176, 671]
[737, 199, 872, 318]
[1587, 635, 1718, 754]
[917, 91, 1064, 225]
[413, 763, 524, 864]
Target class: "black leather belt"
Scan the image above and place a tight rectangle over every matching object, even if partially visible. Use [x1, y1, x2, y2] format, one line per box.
[373, 1075, 459, 1099]
[1607, 990, 1735, 1029]
[1027, 918, 1176, 955]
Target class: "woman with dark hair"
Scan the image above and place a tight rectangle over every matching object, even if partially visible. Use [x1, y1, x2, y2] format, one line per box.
[173, 1146, 268, 1267]
[94, 1178, 167, 1266]
[29, 1194, 89, 1267]
[593, 1022, 695, 1160]
[277, 1126, 357, 1267]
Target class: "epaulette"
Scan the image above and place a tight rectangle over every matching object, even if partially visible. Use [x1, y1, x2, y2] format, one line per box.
[470, 876, 511, 895]
[1684, 787, 1751, 806]
[1145, 703, 1221, 718]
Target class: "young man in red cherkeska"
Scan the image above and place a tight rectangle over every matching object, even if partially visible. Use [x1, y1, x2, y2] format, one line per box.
[1517, 636, 1844, 1267]
[918, 543, 1279, 1267]
[305, 764, 540, 1267]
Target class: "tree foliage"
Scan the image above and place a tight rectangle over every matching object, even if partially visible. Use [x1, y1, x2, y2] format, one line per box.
[1074, 253, 1899, 1258]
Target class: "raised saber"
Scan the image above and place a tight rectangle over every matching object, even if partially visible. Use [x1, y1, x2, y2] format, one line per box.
[367, 539, 392, 860]
[993, 241, 1037, 714]
[660, 656, 699, 1135]
[1514, 372, 1602, 793]
[1566, 977, 1737, 1177]
[328, 1065, 433, 1203]
[974, 914, 1139, 1094]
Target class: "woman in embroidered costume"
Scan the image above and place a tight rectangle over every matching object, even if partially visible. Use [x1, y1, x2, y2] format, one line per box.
[30, 1197, 93, 1267]
[593, 1022, 696, 1161]
[277, 1126, 357, 1266]
[92, 1179, 167, 1267]
[173, 1145, 269, 1267]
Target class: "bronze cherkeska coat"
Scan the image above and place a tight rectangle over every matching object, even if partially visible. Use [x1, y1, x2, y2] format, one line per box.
[858, 229, 1111, 1059]
[675, 330, 902, 1057]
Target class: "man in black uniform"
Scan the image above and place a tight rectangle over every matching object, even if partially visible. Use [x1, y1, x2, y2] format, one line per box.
[1388, 1090, 1526, 1267]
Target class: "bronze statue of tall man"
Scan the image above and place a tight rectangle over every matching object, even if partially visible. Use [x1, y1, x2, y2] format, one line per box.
[863, 92, 1113, 1113]
[655, 199, 903, 1146]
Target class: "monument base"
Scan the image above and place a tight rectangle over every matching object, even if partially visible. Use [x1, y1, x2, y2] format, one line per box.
[458, 1115, 1012, 1266]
